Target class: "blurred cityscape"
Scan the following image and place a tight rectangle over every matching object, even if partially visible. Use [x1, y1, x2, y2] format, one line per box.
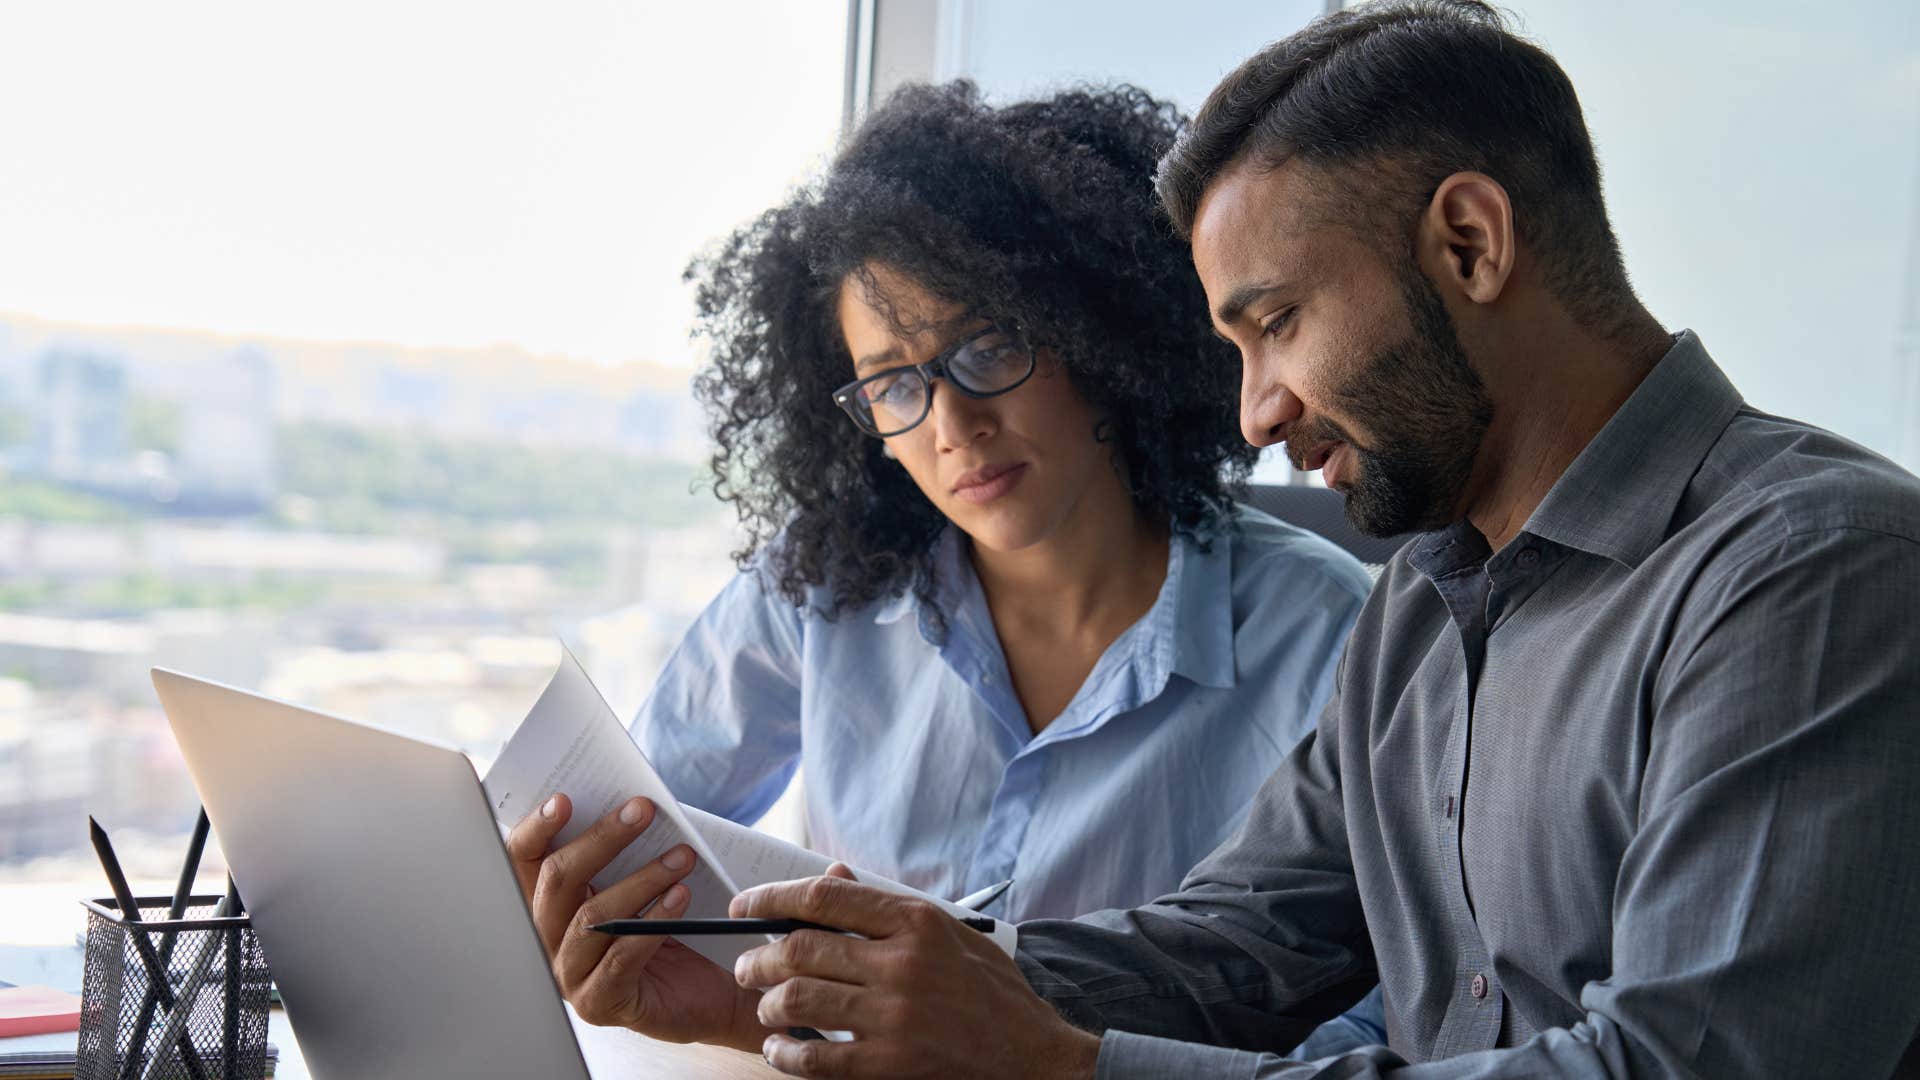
[0, 311, 743, 882]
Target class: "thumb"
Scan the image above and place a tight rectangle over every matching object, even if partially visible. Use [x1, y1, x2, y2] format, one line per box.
[824, 862, 858, 881]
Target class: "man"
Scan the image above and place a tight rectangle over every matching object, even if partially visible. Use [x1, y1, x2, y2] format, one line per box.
[509, 1, 1920, 1075]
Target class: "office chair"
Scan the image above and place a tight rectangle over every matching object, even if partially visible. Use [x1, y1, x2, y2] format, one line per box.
[1244, 483, 1411, 567]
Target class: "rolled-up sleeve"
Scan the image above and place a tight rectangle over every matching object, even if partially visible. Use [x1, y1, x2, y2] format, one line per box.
[631, 565, 806, 824]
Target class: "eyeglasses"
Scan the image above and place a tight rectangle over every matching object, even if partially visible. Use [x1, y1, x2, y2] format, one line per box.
[831, 326, 1037, 438]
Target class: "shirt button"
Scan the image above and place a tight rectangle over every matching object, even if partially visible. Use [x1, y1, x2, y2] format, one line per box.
[1470, 973, 1488, 1000]
[1516, 548, 1540, 569]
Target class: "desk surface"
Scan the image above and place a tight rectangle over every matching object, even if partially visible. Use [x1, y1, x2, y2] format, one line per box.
[270, 1004, 784, 1079]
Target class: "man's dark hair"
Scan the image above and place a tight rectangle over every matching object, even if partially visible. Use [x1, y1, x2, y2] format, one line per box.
[1157, 0, 1640, 340]
[689, 81, 1254, 620]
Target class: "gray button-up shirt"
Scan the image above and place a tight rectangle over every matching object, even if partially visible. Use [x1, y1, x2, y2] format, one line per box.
[1016, 333, 1920, 1077]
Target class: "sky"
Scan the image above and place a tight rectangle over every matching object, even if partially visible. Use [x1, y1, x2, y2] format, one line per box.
[0, 0, 847, 368]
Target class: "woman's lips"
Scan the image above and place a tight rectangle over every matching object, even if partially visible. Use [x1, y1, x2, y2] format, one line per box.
[952, 462, 1028, 504]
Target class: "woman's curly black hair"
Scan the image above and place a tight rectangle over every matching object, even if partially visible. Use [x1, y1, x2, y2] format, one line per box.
[687, 80, 1256, 617]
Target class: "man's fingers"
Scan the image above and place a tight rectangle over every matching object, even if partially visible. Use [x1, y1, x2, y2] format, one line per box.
[754, 975, 870, 1033]
[730, 875, 922, 940]
[733, 930, 882, 991]
[760, 1032, 873, 1078]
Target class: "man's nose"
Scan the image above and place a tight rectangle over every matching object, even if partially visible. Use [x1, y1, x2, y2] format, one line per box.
[1240, 358, 1303, 449]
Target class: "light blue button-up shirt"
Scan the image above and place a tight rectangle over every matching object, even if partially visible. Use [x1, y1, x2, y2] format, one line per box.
[631, 504, 1372, 923]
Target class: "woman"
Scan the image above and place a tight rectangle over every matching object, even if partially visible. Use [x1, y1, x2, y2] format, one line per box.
[643, 79, 1368, 920]
[529, 81, 1385, 1051]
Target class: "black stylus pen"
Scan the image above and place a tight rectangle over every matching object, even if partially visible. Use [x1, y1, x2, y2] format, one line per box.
[591, 916, 995, 936]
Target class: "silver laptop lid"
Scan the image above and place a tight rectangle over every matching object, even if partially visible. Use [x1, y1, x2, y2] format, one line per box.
[152, 667, 592, 1080]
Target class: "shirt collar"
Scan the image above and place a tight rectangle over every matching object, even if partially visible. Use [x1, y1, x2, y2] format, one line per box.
[870, 521, 1237, 691]
[1522, 330, 1743, 568]
[1166, 525, 1237, 690]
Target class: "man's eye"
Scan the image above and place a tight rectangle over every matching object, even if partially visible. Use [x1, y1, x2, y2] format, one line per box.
[1262, 307, 1298, 338]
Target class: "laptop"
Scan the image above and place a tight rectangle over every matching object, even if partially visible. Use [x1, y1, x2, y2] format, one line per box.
[151, 667, 596, 1080]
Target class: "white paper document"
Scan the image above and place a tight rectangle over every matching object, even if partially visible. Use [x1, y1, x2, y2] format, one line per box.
[480, 646, 1017, 977]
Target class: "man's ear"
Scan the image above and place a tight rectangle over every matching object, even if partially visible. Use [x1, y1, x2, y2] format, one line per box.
[1416, 171, 1515, 306]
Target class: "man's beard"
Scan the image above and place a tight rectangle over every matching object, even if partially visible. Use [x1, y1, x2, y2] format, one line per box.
[1292, 268, 1494, 538]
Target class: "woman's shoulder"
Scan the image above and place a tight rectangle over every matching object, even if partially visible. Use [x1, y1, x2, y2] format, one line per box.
[729, 532, 925, 631]
[1214, 500, 1375, 605]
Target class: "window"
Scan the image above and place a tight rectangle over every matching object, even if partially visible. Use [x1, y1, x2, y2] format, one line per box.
[878, 0, 1920, 479]
[0, 1, 846, 933]
[1499, 0, 1920, 472]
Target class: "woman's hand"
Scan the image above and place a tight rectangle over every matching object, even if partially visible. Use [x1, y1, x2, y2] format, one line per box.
[731, 872, 1102, 1078]
[505, 793, 775, 1050]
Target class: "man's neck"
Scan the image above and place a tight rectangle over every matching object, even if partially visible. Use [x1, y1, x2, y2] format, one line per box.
[1463, 316, 1670, 552]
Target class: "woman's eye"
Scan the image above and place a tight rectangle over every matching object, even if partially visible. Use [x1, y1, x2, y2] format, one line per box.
[963, 336, 1022, 371]
[866, 375, 918, 409]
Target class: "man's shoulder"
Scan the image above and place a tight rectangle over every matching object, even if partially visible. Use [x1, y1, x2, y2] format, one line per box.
[1684, 407, 1920, 559]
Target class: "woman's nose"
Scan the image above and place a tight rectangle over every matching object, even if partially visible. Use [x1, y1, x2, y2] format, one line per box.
[927, 378, 996, 450]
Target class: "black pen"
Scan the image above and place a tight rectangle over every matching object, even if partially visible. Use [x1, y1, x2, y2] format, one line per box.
[591, 916, 996, 936]
[123, 809, 210, 1080]
[88, 816, 212, 1080]
[222, 873, 242, 1076]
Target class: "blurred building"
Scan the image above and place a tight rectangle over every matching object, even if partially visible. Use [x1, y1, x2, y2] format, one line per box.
[0, 680, 90, 861]
[31, 349, 128, 485]
[176, 347, 277, 511]
[0, 614, 153, 702]
[142, 525, 445, 581]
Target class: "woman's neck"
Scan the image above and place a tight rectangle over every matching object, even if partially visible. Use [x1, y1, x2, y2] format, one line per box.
[966, 478, 1171, 646]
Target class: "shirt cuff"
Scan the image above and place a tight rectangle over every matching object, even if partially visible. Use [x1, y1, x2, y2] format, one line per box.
[1096, 1029, 1273, 1079]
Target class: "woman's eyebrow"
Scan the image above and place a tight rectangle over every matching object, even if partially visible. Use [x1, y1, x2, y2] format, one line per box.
[853, 345, 905, 376]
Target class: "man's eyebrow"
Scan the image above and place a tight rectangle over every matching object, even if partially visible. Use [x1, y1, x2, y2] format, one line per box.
[1213, 281, 1290, 328]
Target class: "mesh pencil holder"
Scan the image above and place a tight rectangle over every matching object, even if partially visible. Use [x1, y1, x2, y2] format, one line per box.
[77, 896, 272, 1080]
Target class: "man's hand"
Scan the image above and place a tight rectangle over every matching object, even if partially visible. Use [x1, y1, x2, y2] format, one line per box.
[731, 872, 1102, 1079]
[505, 793, 773, 1050]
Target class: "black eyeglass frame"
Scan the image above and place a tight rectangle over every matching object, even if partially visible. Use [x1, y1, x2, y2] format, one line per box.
[830, 326, 1037, 438]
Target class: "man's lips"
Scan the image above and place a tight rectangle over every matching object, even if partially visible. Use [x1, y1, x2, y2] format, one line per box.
[1287, 438, 1353, 488]
[1294, 440, 1344, 473]
[952, 461, 1027, 503]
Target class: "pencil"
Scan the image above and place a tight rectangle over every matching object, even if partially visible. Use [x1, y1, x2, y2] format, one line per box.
[591, 916, 995, 936]
[122, 809, 209, 1080]
[87, 817, 211, 1080]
